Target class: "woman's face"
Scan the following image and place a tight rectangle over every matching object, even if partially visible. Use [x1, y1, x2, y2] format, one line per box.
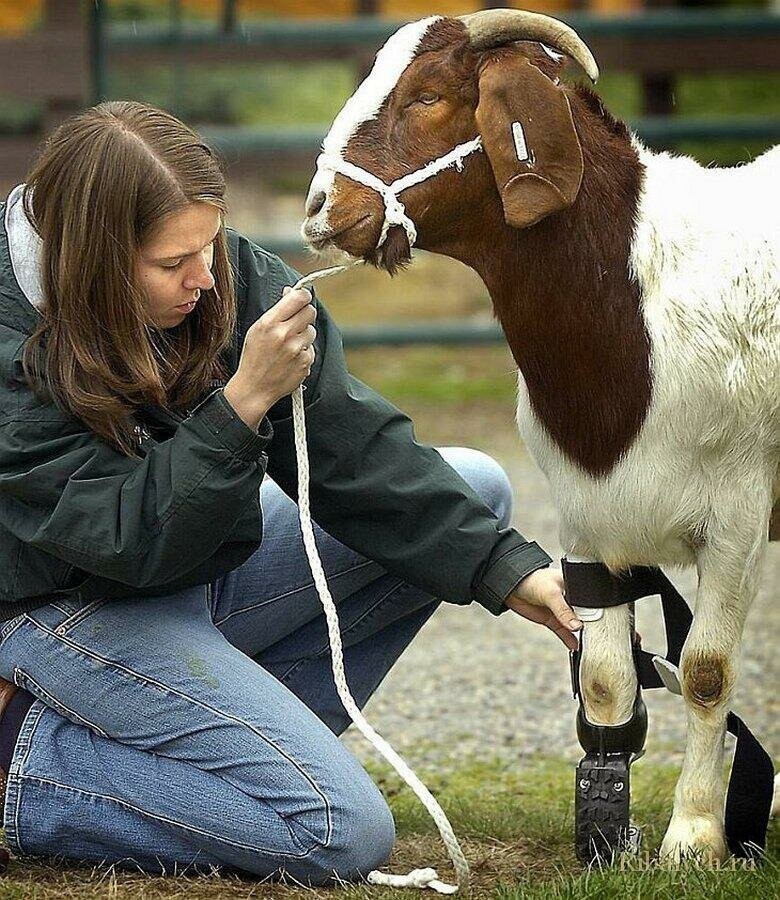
[136, 202, 220, 329]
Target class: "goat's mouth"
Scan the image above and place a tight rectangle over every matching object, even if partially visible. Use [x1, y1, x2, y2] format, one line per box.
[302, 211, 411, 276]
[302, 213, 374, 255]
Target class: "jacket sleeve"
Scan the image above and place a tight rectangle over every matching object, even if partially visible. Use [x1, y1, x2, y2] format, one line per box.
[233, 237, 552, 615]
[0, 382, 272, 588]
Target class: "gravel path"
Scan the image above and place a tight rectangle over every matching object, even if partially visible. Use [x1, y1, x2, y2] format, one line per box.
[340, 431, 779, 773]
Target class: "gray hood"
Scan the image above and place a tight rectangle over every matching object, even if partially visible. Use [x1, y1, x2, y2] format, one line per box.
[4, 183, 45, 312]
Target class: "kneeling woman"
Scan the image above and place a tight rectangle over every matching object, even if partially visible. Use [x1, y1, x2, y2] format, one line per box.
[0, 101, 580, 884]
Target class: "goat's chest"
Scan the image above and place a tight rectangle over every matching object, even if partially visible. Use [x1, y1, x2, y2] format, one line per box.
[514, 373, 705, 569]
[514, 302, 777, 570]
[509, 144, 779, 566]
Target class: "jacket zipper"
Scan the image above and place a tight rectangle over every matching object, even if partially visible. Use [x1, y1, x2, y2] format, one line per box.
[133, 423, 152, 446]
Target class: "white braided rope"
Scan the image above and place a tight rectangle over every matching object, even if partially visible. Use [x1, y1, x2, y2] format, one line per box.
[289, 264, 469, 893]
[315, 155, 418, 248]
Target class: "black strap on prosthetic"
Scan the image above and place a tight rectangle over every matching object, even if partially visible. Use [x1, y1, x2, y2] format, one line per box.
[562, 559, 774, 860]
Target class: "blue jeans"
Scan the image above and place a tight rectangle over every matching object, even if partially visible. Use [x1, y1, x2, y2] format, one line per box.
[0, 447, 513, 885]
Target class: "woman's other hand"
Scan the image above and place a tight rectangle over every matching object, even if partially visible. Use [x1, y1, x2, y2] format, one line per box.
[505, 567, 582, 650]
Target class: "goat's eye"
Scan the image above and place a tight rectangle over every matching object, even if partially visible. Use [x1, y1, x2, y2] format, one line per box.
[417, 92, 440, 106]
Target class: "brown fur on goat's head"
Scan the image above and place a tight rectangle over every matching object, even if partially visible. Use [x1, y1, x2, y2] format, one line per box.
[303, 12, 651, 478]
[301, 13, 600, 273]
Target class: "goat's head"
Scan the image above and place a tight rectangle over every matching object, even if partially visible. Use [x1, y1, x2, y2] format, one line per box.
[301, 9, 599, 273]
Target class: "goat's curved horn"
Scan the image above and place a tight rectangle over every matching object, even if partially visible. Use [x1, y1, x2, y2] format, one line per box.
[460, 9, 599, 83]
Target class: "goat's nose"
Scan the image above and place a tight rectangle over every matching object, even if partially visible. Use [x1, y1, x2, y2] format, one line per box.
[306, 190, 326, 218]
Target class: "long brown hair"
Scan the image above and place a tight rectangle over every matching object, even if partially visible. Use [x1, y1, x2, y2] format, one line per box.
[20, 100, 236, 458]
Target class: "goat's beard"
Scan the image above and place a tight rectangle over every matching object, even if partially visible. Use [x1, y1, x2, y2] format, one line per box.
[365, 226, 412, 276]
[305, 224, 412, 277]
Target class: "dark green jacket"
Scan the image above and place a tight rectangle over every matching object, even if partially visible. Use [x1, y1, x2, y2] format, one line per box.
[0, 209, 552, 621]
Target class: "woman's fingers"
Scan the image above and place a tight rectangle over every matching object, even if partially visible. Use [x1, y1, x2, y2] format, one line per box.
[551, 619, 580, 651]
[278, 286, 314, 320]
[506, 566, 582, 649]
[548, 590, 583, 634]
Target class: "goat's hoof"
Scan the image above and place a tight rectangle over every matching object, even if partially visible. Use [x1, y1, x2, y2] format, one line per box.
[659, 814, 728, 865]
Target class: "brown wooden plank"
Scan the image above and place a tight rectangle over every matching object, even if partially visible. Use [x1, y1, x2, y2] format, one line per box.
[44, 0, 83, 29]
[107, 42, 361, 68]
[0, 135, 46, 188]
[593, 35, 780, 73]
[106, 34, 780, 74]
[0, 31, 86, 100]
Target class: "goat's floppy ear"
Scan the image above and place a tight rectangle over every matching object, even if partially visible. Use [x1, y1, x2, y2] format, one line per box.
[475, 54, 583, 229]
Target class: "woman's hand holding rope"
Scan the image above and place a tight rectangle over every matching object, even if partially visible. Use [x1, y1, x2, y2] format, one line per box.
[223, 286, 316, 430]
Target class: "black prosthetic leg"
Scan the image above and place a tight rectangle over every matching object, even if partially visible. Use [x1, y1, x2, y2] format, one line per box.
[570, 639, 647, 864]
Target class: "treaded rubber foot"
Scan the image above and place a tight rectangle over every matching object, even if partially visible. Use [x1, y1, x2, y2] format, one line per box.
[575, 752, 634, 865]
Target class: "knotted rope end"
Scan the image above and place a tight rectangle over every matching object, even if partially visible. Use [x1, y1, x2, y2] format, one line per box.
[367, 867, 460, 893]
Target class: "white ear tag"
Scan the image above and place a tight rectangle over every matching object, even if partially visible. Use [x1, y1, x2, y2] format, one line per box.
[511, 121, 530, 163]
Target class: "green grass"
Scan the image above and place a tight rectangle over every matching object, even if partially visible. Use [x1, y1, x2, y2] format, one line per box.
[345, 345, 517, 406]
[106, 61, 356, 128]
[312, 254, 520, 410]
[1, 755, 776, 898]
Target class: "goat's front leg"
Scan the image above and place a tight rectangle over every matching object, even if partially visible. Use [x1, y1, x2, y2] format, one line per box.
[660, 515, 768, 863]
[579, 604, 637, 726]
[566, 543, 638, 724]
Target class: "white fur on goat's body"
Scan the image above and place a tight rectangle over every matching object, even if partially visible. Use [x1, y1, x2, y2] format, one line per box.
[518, 140, 779, 853]
[517, 140, 779, 572]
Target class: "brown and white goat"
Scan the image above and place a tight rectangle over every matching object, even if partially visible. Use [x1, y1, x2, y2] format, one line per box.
[301, 10, 779, 862]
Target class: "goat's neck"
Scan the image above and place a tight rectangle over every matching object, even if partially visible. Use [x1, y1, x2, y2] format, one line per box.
[443, 100, 652, 477]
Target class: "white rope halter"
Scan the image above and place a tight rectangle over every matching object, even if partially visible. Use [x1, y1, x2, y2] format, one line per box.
[316, 136, 483, 250]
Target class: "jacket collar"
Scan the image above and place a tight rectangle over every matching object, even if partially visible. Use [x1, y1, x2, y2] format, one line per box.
[0, 183, 44, 335]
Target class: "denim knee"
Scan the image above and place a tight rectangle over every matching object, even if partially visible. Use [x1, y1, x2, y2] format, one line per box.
[284, 780, 396, 885]
[437, 446, 514, 529]
[225, 782, 394, 885]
